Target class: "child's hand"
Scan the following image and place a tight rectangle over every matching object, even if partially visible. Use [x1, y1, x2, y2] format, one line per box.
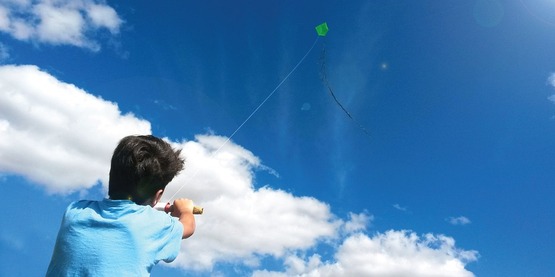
[170, 198, 196, 239]
[170, 198, 194, 217]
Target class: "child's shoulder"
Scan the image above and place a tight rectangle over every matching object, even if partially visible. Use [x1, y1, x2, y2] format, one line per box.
[68, 199, 98, 208]
[63, 200, 102, 216]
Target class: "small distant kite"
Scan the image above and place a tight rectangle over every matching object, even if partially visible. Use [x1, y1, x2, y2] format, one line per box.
[316, 22, 371, 138]
[315, 22, 329, 36]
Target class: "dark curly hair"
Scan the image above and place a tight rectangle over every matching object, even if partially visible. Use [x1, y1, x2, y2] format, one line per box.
[108, 135, 185, 204]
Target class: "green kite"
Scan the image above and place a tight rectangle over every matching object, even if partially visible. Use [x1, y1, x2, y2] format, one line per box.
[315, 22, 329, 36]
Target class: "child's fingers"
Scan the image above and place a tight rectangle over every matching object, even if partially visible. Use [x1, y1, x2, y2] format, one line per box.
[154, 201, 203, 214]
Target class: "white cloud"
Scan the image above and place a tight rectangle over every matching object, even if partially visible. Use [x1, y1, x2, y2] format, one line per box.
[254, 230, 479, 277]
[393, 203, 408, 212]
[161, 139, 478, 274]
[0, 0, 123, 51]
[446, 216, 472, 226]
[0, 64, 478, 275]
[547, 73, 555, 104]
[86, 3, 122, 34]
[0, 64, 151, 193]
[0, 6, 9, 31]
[342, 211, 372, 234]
[0, 43, 9, 62]
[548, 72, 555, 87]
[34, 3, 89, 47]
[162, 135, 340, 270]
[0, 64, 340, 271]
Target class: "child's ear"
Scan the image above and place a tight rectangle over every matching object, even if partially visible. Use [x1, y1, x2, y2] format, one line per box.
[151, 189, 164, 207]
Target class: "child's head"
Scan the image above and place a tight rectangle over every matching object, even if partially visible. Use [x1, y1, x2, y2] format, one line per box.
[108, 135, 185, 205]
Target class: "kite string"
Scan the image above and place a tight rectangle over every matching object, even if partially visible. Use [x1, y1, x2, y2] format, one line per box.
[167, 36, 320, 201]
[223, 36, 319, 145]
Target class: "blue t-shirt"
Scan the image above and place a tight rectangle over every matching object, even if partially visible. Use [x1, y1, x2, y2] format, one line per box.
[46, 199, 184, 276]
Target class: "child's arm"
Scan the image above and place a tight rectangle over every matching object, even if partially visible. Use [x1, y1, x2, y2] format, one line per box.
[170, 198, 196, 239]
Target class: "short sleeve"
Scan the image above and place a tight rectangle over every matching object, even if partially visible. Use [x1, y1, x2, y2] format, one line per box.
[159, 216, 183, 263]
[148, 212, 184, 263]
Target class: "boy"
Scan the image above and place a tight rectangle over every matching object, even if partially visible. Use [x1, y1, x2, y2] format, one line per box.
[46, 135, 195, 276]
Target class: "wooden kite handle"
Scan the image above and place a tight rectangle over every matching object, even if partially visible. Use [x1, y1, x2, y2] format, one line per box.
[192, 206, 204, 215]
[154, 202, 203, 215]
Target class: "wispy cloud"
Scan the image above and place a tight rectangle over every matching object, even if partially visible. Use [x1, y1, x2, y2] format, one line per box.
[547, 73, 555, 104]
[393, 203, 408, 212]
[447, 216, 472, 226]
[0, 43, 9, 62]
[0, 231, 25, 252]
[0, 0, 123, 51]
[548, 73, 555, 87]
[0, 64, 479, 275]
[154, 99, 177, 111]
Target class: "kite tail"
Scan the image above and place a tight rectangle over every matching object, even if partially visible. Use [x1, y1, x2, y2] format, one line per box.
[319, 39, 372, 138]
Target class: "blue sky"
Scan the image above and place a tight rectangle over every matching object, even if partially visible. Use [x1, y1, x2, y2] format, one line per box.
[1, 0, 554, 276]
